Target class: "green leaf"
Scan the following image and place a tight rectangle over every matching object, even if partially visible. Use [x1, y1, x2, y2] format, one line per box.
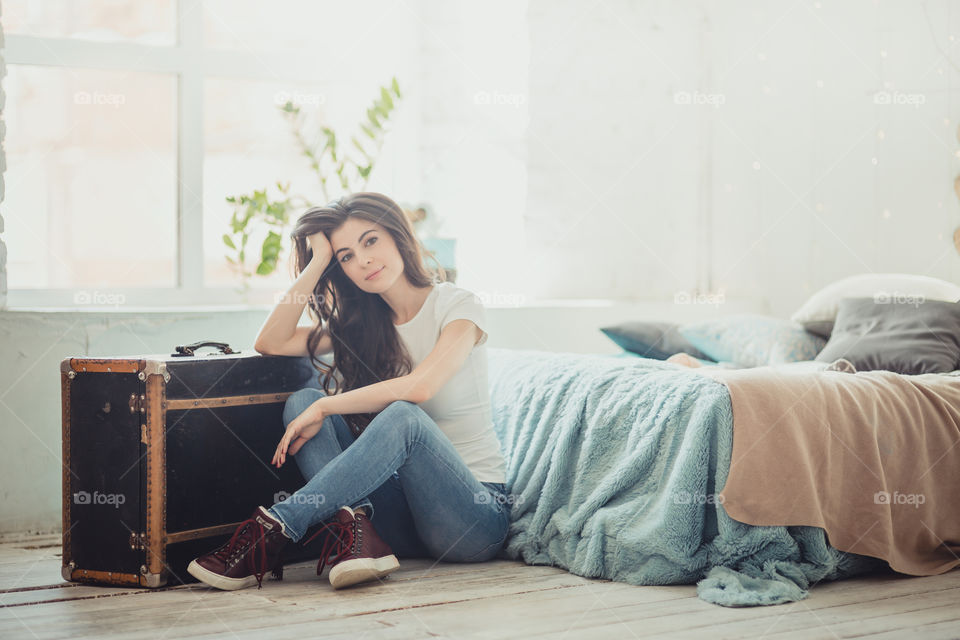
[360, 123, 376, 140]
[322, 127, 337, 150]
[391, 76, 401, 97]
[261, 231, 282, 261]
[222, 234, 236, 249]
[256, 260, 276, 275]
[358, 165, 372, 178]
[380, 87, 394, 110]
[266, 198, 288, 217]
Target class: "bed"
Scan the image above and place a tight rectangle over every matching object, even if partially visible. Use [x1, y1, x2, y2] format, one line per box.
[485, 347, 960, 607]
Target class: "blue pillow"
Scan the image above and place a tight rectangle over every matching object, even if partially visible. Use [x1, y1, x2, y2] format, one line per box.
[599, 321, 711, 361]
[679, 315, 827, 367]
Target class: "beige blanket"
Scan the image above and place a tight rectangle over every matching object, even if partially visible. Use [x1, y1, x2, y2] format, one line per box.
[699, 365, 960, 575]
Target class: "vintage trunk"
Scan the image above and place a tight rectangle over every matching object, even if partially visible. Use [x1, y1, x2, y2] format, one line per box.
[60, 341, 331, 588]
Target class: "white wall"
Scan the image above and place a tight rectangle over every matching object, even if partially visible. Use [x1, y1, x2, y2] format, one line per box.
[416, 1, 531, 300]
[520, 0, 960, 316]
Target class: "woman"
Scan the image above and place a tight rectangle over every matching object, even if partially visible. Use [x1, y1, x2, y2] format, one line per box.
[187, 192, 510, 591]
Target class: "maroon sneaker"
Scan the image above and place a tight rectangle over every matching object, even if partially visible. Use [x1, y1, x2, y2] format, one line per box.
[304, 506, 399, 589]
[187, 506, 289, 590]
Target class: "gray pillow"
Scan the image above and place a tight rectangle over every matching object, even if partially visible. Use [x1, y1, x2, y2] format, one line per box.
[799, 319, 835, 339]
[600, 321, 711, 361]
[814, 297, 960, 374]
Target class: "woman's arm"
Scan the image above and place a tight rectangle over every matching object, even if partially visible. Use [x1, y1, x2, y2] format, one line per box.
[274, 375, 420, 465]
[254, 236, 332, 355]
[316, 375, 422, 415]
[318, 319, 480, 412]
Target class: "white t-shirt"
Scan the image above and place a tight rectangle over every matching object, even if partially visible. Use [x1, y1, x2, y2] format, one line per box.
[394, 282, 507, 484]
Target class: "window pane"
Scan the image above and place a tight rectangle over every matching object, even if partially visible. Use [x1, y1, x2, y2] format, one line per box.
[203, 0, 398, 54]
[5, 65, 177, 289]
[4, 0, 176, 45]
[203, 77, 330, 290]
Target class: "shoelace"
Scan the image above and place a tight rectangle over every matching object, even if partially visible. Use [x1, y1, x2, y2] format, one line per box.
[304, 518, 356, 576]
[212, 517, 272, 589]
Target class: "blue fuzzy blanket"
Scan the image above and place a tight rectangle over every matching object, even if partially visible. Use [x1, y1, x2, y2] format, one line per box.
[486, 348, 886, 607]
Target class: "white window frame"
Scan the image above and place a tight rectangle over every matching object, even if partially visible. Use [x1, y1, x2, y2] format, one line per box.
[2, 0, 328, 308]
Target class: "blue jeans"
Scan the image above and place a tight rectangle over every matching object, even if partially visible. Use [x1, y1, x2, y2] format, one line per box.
[267, 388, 511, 562]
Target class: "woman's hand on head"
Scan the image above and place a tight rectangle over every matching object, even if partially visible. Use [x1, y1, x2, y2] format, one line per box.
[272, 398, 327, 468]
[307, 232, 333, 265]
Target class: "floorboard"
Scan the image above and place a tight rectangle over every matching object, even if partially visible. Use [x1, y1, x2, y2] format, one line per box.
[1, 533, 957, 639]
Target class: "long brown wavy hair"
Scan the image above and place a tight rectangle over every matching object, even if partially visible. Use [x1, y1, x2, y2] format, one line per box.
[289, 192, 447, 437]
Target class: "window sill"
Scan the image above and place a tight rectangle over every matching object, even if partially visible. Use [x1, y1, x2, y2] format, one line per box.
[0, 304, 278, 314]
[0, 296, 764, 314]
[3, 288, 764, 314]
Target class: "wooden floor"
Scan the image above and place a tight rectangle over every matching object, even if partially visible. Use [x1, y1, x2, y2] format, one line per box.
[1, 534, 959, 639]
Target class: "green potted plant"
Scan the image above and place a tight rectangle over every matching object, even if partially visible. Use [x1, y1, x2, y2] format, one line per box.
[224, 78, 403, 295]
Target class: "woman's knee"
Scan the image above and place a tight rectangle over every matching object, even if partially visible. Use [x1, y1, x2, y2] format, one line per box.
[283, 387, 326, 425]
[382, 399, 419, 415]
[365, 400, 431, 438]
[382, 400, 431, 425]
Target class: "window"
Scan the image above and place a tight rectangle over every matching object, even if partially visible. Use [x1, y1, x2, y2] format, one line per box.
[2, 0, 418, 307]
